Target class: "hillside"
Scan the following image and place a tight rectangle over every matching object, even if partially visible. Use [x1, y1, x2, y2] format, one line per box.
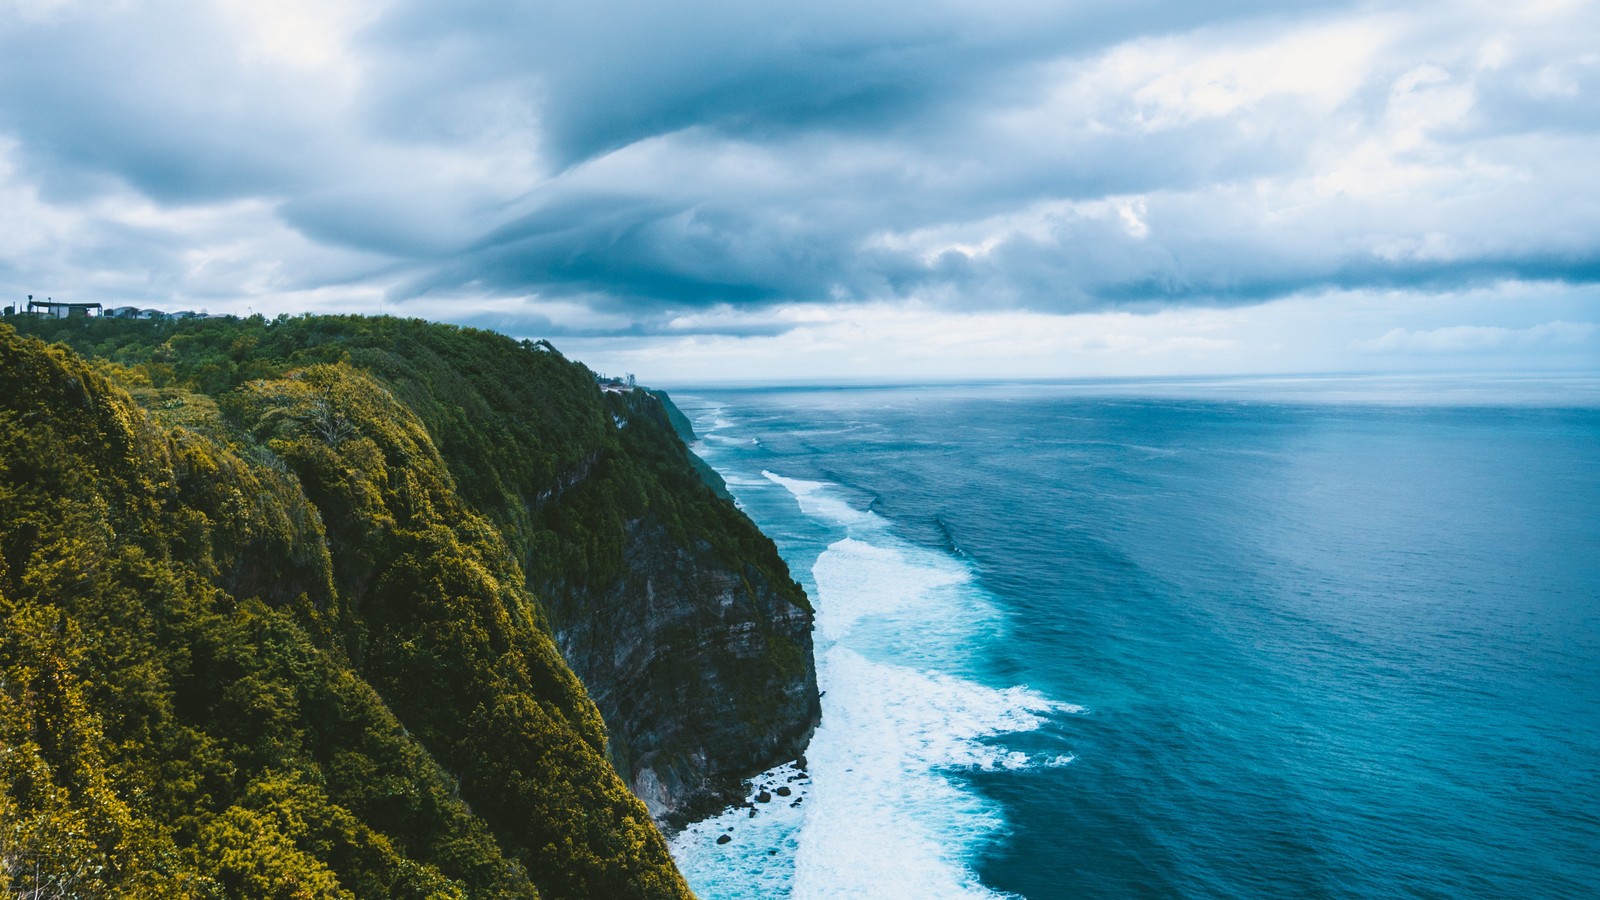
[0, 315, 819, 898]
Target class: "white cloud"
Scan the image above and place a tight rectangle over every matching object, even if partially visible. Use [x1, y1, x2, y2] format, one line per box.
[550, 288, 1599, 383]
[216, 0, 376, 73]
[1, 0, 1599, 379]
[1354, 320, 1598, 353]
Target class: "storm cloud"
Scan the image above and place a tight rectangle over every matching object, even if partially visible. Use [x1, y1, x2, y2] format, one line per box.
[1, 0, 1597, 373]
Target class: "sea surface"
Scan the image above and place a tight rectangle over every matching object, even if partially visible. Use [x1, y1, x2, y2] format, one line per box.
[664, 375, 1600, 899]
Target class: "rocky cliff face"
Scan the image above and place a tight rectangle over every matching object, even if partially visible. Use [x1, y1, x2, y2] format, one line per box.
[561, 516, 818, 822]
[539, 389, 820, 824]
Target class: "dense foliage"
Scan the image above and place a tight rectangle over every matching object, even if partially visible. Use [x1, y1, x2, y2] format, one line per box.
[0, 316, 760, 898]
[13, 315, 814, 783]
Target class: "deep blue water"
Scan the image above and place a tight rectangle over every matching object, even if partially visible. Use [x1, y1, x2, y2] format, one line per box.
[666, 378, 1600, 899]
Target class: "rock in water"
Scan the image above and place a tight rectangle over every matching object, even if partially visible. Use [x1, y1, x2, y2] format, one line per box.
[716, 834, 732, 846]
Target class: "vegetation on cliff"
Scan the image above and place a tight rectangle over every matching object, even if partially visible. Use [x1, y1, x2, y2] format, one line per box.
[0, 315, 813, 897]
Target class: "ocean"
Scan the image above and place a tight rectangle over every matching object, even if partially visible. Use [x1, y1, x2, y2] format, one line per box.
[664, 376, 1600, 899]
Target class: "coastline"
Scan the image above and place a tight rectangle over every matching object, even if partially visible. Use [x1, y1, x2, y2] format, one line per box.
[667, 396, 1080, 899]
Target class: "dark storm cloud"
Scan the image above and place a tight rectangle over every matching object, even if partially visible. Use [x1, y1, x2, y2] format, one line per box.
[401, 191, 861, 309]
[363, 0, 1329, 164]
[1, 0, 1598, 334]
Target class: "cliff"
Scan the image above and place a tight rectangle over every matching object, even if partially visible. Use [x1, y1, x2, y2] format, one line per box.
[565, 389, 816, 824]
[0, 315, 819, 897]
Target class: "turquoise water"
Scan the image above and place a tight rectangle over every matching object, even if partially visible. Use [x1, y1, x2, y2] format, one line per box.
[666, 378, 1600, 899]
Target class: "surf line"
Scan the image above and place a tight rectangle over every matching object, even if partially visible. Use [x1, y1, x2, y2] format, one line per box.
[776, 470, 1079, 899]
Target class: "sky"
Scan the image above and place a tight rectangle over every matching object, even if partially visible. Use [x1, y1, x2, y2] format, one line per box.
[2, 0, 1597, 382]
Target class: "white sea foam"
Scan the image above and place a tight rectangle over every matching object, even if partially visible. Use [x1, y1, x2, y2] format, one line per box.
[763, 470, 878, 528]
[777, 474, 1079, 899]
[811, 537, 967, 642]
[672, 457, 1081, 899]
[687, 403, 743, 447]
[792, 649, 1059, 900]
[670, 762, 812, 899]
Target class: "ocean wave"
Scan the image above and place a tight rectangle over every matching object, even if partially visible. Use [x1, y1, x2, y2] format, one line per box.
[774, 472, 1079, 898]
[677, 463, 1080, 899]
[763, 470, 880, 529]
[792, 649, 1053, 900]
[810, 537, 968, 642]
[669, 762, 812, 900]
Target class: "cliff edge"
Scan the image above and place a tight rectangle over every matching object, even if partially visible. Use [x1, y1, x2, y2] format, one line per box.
[0, 315, 819, 896]
[566, 388, 818, 824]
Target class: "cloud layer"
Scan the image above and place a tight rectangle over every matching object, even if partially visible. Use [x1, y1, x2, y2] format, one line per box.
[1, 0, 1596, 374]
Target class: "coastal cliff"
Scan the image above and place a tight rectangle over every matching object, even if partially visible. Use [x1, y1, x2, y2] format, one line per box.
[554, 389, 818, 824]
[0, 315, 818, 896]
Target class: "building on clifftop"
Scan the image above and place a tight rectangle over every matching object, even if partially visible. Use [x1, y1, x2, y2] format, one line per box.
[26, 295, 102, 318]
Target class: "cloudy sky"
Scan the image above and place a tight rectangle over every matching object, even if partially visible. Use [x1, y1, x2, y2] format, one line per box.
[2, 0, 1597, 381]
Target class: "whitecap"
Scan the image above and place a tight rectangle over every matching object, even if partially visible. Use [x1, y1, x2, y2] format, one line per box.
[764, 470, 879, 529]
[810, 537, 967, 642]
[674, 463, 1081, 900]
[669, 762, 812, 900]
[793, 649, 1052, 900]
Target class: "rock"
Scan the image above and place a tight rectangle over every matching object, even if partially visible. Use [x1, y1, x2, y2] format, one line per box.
[796, 754, 808, 771]
[543, 394, 822, 826]
[757, 790, 772, 803]
[775, 786, 792, 797]
[716, 834, 731, 845]
[748, 807, 758, 817]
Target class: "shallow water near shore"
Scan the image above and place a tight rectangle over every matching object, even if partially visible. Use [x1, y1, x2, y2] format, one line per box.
[667, 377, 1600, 898]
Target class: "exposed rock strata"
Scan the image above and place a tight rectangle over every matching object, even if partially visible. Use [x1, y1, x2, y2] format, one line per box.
[540, 390, 820, 824]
